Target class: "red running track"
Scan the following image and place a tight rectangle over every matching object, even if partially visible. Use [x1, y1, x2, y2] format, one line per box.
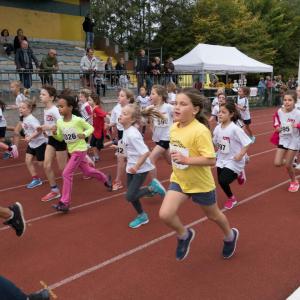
[1, 107, 300, 300]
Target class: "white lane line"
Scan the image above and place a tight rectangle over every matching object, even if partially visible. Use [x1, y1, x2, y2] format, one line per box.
[0, 163, 117, 193]
[47, 176, 293, 291]
[287, 287, 300, 299]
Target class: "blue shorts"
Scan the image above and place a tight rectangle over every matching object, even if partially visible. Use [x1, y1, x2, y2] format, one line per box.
[168, 182, 216, 206]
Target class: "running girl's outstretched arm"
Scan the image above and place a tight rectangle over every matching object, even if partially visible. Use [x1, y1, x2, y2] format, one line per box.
[233, 144, 250, 161]
[78, 117, 94, 138]
[170, 152, 215, 166]
[128, 151, 150, 174]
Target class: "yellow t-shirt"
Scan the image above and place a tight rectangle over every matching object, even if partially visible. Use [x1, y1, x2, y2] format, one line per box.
[170, 119, 216, 193]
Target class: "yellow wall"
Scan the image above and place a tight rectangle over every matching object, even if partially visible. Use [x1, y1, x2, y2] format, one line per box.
[56, 0, 80, 4]
[0, 6, 84, 41]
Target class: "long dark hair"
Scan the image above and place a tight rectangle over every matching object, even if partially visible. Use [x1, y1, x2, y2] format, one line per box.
[41, 84, 57, 100]
[58, 94, 81, 117]
[220, 101, 240, 122]
[178, 88, 210, 128]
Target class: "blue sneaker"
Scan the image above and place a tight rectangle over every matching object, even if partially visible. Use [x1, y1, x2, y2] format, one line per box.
[251, 136, 256, 144]
[176, 228, 195, 261]
[3, 151, 11, 160]
[222, 228, 239, 259]
[148, 178, 166, 197]
[26, 178, 43, 189]
[129, 212, 149, 228]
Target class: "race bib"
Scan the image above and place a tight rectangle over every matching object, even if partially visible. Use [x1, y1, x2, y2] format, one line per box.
[63, 128, 78, 143]
[281, 122, 292, 135]
[154, 116, 169, 128]
[170, 144, 189, 170]
[115, 140, 127, 157]
[217, 139, 230, 154]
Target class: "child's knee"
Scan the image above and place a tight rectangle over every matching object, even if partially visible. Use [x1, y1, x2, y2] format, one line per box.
[159, 207, 173, 222]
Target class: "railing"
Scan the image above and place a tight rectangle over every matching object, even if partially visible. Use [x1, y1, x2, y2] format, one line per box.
[0, 70, 277, 106]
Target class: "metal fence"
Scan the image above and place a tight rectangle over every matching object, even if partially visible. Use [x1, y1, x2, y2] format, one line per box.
[0, 70, 276, 106]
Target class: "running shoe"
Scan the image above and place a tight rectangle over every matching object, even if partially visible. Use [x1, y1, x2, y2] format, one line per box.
[176, 228, 195, 261]
[222, 228, 239, 259]
[128, 212, 149, 228]
[224, 196, 237, 210]
[148, 178, 166, 197]
[26, 178, 43, 189]
[52, 201, 69, 213]
[28, 289, 50, 300]
[2, 151, 11, 160]
[3, 202, 26, 237]
[41, 191, 61, 202]
[104, 174, 112, 191]
[288, 181, 299, 192]
[112, 180, 124, 191]
[237, 169, 246, 185]
[9, 145, 18, 159]
[250, 136, 256, 144]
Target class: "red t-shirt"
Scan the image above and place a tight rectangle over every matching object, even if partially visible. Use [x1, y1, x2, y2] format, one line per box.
[93, 106, 107, 139]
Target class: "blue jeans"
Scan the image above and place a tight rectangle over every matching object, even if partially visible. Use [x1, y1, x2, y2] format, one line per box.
[0, 276, 27, 300]
[85, 32, 94, 49]
[19, 71, 32, 88]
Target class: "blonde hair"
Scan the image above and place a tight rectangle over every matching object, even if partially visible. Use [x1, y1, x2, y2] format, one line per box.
[126, 103, 165, 125]
[79, 88, 92, 99]
[167, 82, 177, 93]
[22, 98, 36, 112]
[152, 85, 168, 102]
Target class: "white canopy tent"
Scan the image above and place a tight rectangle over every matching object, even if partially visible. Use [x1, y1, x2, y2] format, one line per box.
[173, 43, 273, 74]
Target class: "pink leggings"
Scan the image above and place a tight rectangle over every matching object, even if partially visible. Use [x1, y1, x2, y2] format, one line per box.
[61, 151, 107, 205]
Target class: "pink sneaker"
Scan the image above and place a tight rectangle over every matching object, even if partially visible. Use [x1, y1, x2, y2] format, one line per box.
[10, 145, 19, 159]
[237, 170, 246, 185]
[288, 181, 299, 192]
[41, 191, 61, 202]
[224, 196, 237, 210]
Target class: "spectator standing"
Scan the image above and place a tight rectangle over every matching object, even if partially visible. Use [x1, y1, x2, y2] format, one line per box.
[115, 57, 129, 88]
[15, 40, 39, 89]
[163, 56, 175, 84]
[257, 77, 266, 104]
[39, 49, 58, 85]
[80, 48, 98, 89]
[13, 28, 27, 53]
[265, 75, 273, 105]
[136, 49, 148, 89]
[0, 29, 14, 56]
[105, 56, 115, 86]
[82, 14, 95, 49]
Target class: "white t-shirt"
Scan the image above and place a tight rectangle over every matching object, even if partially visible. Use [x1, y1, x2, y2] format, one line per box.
[295, 100, 300, 111]
[122, 126, 154, 174]
[213, 121, 252, 174]
[275, 108, 300, 150]
[16, 93, 26, 107]
[136, 95, 151, 109]
[80, 102, 93, 124]
[0, 108, 7, 127]
[152, 103, 173, 142]
[211, 97, 218, 107]
[22, 114, 48, 148]
[211, 104, 219, 121]
[237, 97, 251, 121]
[110, 103, 124, 131]
[168, 92, 176, 105]
[44, 105, 61, 136]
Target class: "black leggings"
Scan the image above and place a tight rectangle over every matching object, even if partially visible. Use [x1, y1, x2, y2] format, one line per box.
[217, 167, 237, 198]
[126, 172, 152, 214]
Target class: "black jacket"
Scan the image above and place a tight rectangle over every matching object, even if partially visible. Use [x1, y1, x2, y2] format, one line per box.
[82, 17, 95, 33]
[136, 55, 148, 73]
[15, 48, 39, 70]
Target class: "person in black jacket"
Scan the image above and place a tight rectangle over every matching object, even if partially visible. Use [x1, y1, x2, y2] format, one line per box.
[13, 28, 28, 53]
[136, 49, 148, 89]
[82, 14, 95, 49]
[15, 40, 39, 88]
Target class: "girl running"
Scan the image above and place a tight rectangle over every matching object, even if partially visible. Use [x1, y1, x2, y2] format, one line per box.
[79, 89, 93, 125]
[119, 103, 166, 228]
[88, 93, 107, 162]
[213, 102, 252, 210]
[109, 88, 135, 191]
[52, 94, 112, 213]
[149, 85, 173, 179]
[136, 86, 151, 136]
[167, 82, 177, 105]
[209, 92, 226, 124]
[274, 90, 300, 192]
[38, 85, 68, 202]
[20, 99, 48, 189]
[159, 88, 239, 261]
[236, 87, 255, 143]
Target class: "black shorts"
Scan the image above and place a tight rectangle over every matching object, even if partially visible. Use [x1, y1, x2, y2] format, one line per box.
[243, 119, 251, 125]
[117, 129, 123, 140]
[20, 129, 25, 137]
[26, 143, 47, 161]
[90, 134, 104, 150]
[48, 136, 67, 151]
[155, 140, 170, 150]
[0, 127, 6, 138]
[19, 116, 24, 122]
[278, 144, 289, 151]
